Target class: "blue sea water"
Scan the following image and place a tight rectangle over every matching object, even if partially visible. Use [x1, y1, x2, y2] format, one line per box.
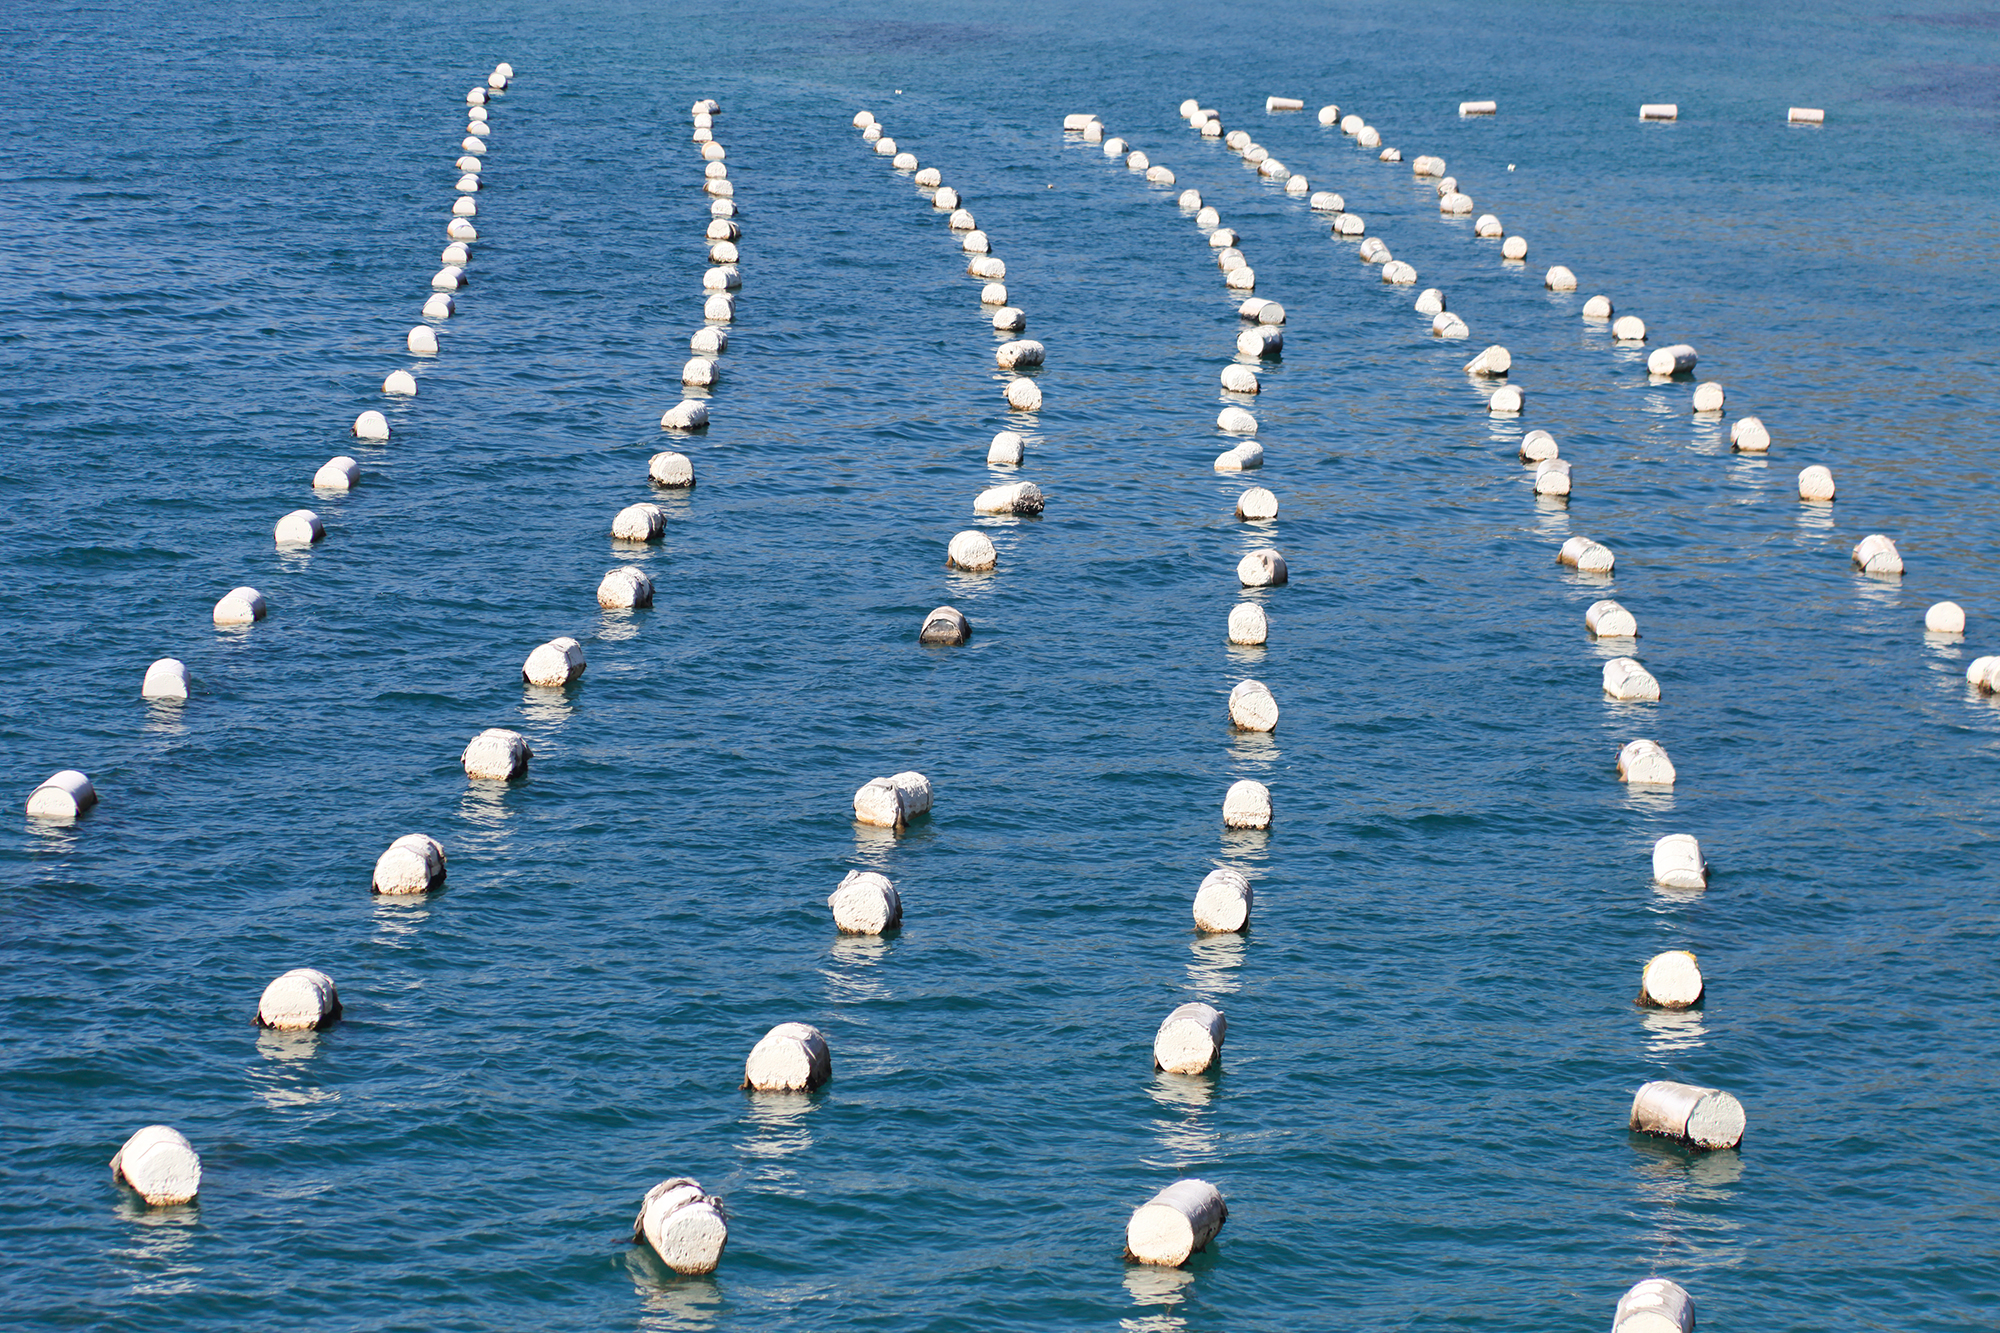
[4, 1, 1999, 1328]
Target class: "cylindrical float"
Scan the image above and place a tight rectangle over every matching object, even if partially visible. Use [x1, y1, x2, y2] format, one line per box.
[1585, 598, 1637, 637]
[1228, 602, 1268, 646]
[828, 870, 901, 934]
[1602, 657, 1661, 701]
[255, 967, 342, 1030]
[1558, 537, 1615, 573]
[1691, 382, 1725, 413]
[1125, 1179, 1227, 1266]
[274, 509, 324, 547]
[1639, 950, 1704, 1009]
[975, 481, 1044, 514]
[1647, 344, 1698, 376]
[1192, 867, 1252, 932]
[612, 503, 667, 542]
[372, 833, 446, 894]
[1519, 430, 1558, 462]
[1235, 487, 1277, 520]
[1464, 345, 1511, 377]
[1614, 1278, 1696, 1333]
[1223, 779, 1271, 829]
[523, 636, 587, 686]
[649, 451, 694, 488]
[1926, 601, 1966, 634]
[1153, 1001, 1226, 1074]
[26, 770, 96, 819]
[919, 605, 970, 645]
[853, 771, 933, 828]
[111, 1126, 201, 1206]
[1797, 465, 1835, 501]
[1582, 294, 1613, 319]
[1237, 550, 1287, 586]
[1227, 679, 1278, 731]
[1612, 315, 1647, 343]
[213, 586, 267, 625]
[1220, 364, 1259, 394]
[1852, 533, 1904, 575]
[462, 727, 531, 780]
[1731, 416, 1770, 453]
[1630, 1079, 1744, 1149]
[633, 1178, 729, 1275]
[142, 657, 190, 700]
[660, 400, 709, 430]
[742, 1021, 832, 1091]
[1652, 833, 1707, 888]
[948, 530, 997, 570]
[1617, 738, 1676, 786]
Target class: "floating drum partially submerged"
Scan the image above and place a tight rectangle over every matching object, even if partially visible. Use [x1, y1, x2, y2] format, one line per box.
[1228, 602, 1268, 646]
[649, 451, 694, 487]
[1653, 833, 1707, 888]
[1464, 345, 1511, 377]
[1381, 260, 1417, 284]
[1237, 327, 1282, 357]
[742, 1022, 831, 1092]
[255, 967, 342, 1030]
[1603, 657, 1661, 701]
[1223, 779, 1271, 829]
[1154, 1002, 1226, 1074]
[1692, 382, 1725, 413]
[1731, 417, 1770, 453]
[1534, 457, 1571, 497]
[1220, 364, 1259, 394]
[1631, 1079, 1744, 1149]
[661, 400, 709, 430]
[1612, 316, 1647, 342]
[948, 530, 997, 570]
[613, 503, 667, 542]
[462, 727, 531, 780]
[1618, 738, 1676, 786]
[1193, 867, 1252, 932]
[596, 564, 655, 608]
[1228, 679, 1278, 731]
[1520, 430, 1559, 462]
[920, 605, 970, 645]
[1217, 406, 1258, 434]
[1214, 443, 1263, 472]
[1500, 236, 1527, 260]
[142, 657, 190, 700]
[408, 325, 438, 354]
[383, 369, 417, 396]
[683, 357, 716, 386]
[1558, 537, 1615, 573]
[1615, 1278, 1696, 1333]
[1236, 487, 1277, 520]
[1788, 107, 1826, 125]
[1488, 385, 1523, 415]
[372, 833, 446, 895]
[1648, 344, 1698, 376]
[1798, 465, 1835, 501]
[1640, 950, 1704, 1009]
[975, 481, 1044, 514]
[1853, 533, 1903, 575]
[1237, 550, 1287, 586]
[1926, 601, 1965, 633]
[1415, 288, 1446, 314]
[1005, 379, 1043, 411]
[213, 586, 267, 625]
[634, 1178, 729, 1275]
[1583, 295, 1613, 319]
[26, 770, 95, 819]
[111, 1126, 201, 1206]
[1126, 1179, 1227, 1267]
[523, 637, 587, 687]
[828, 870, 901, 934]
[1586, 598, 1637, 637]
[853, 771, 933, 828]
[274, 509, 324, 547]
[992, 306, 1026, 332]
[353, 410, 390, 440]
[987, 432, 1024, 465]
[1640, 104, 1679, 120]
[995, 339, 1044, 369]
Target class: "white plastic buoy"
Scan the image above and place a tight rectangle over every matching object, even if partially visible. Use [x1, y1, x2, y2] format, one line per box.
[1617, 738, 1676, 786]
[452, 196, 477, 217]
[1582, 294, 1613, 319]
[521, 637, 588, 689]
[647, 451, 695, 490]
[423, 292, 455, 319]
[455, 174, 480, 193]
[853, 771, 933, 828]
[992, 306, 1026, 332]
[372, 832, 446, 894]
[948, 529, 998, 570]
[612, 503, 667, 543]
[1004, 379, 1042, 411]
[1489, 385, 1524, 415]
[1968, 656, 2000, 692]
[110, 1126, 201, 1206]
[1411, 155, 1446, 177]
[1265, 95, 1304, 112]
[1237, 327, 1282, 358]
[1125, 149, 1150, 170]
[1178, 188, 1203, 209]
[1731, 417, 1771, 453]
[213, 586, 267, 625]
[893, 152, 918, 171]
[1534, 457, 1572, 497]
[1064, 112, 1096, 130]
[1691, 382, 1725, 413]
[1317, 104, 1341, 124]
[313, 454, 359, 491]
[1377, 147, 1400, 162]
[1220, 364, 1260, 395]
[1648, 344, 1698, 376]
[708, 240, 739, 263]
[441, 240, 470, 264]
[353, 410, 390, 440]
[704, 292, 735, 321]
[1612, 315, 1647, 343]
[1652, 833, 1707, 888]
[682, 357, 716, 386]
[874, 136, 897, 155]
[913, 167, 941, 187]
[1603, 657, 1661, 701]
[1520, 430, 1559, 463]
[967, 256, 1005, 280]
[1228, 679, 1278, 731]
[407, 325, 439, 354]
[1464, 345, 1511, 377]
[935, 186, 961, 210]
[920, 604, 970, 645]
[660, 400, 709, 430]
[1585, 598, 1637, 638]
[1214, 442, 1264, 472]
[274, 509, 324, 547]
[634, 1178, 729, 1275]
[828, 870, 901, 934]
[1357, 236, 1389, 263]
[1223, 779, 1272, 829]
[1217, 406, 1258, 435]
[1630, 1080, 1745, 1149]
[1356, 126, 1380, 147]
[1460, 99, 1497, 115]
[25, 770, 96, 819]
[1237, 550, 1287, 587]
[690, 328, 729, 357]
[1559, 537, 1616, 573]
[853, 110, 875, 128]
[1192, 867, 1252, 932]
[1788, 107, 1826, 125]
[1228, 602, 1268, 646]
[440, 249, 472, 272]
[1153, 1002, 1227, 1074]
[446, 216, 477, 240]
[1500, 235, 1528, 260]
[1126, 1179, 1227, 1267]
[597, 566, 655, 608]
[1639, 950, 1704, 1009]
[1926, 601, 1965, 634]
[1236, 487, 1277, 520]
[1284, 175, 1308, 195]
[1432, 312, 1469, 338]
[454, 155, 482, 174]
[1309, 190, 1345, 212]
[1852, 533, 1904, 575]
[1640, 103, 1679, 120]
[1381, 260, 1418, 284]
[1333, 213, 1365, 237]
[1545, 265, 1578, 291]
[995, 341, 1044, 369]
[975, 481, 1044, 515]
[980, 282, 1008, 305]
[1208, 227, 1239, 250]
[1439, 192, 1474, 215]
[987, 431, 1025, 465]
[742, 1022, 832, 1092]
[255, 967, 342, 1030]
[141, 657, 190, 701]
[467, 87, 487, 106]
[1614, 1278, 1696, 1333]
[1415, 288, 1446, 315]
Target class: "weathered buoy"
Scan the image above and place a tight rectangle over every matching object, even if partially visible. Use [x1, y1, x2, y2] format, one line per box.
[1240, 298, 1285, 325]
[1464, 345, 1511, 377]
[353, 410, 390, 440]
[1178, 190, 1203, 211]
[1317, 104, 1341, 124]
[1614, 1277, 1696, 1333]
[935, 186, 961, 210]
[987, 431, 1025, 465]
[1220, 364, 1260, 394]
[967, 256, 1005, 279]
[383, 368, 418, 397]
[648, 451, 694, 488]
[992, 306, 1026, 332]
[1559, 537, 1615, 573]
[873, 136, 897, 156]
[467, 87, 487, 106]
[446, 217, 476, 241]
[1214, 443, 1264, 472]
[853, 110, 875, 128]
[1228, 679, 1278, 731]
[597, 565, 655, 608]
[1967, 656, 2000, 692]
[1582, 294, 1613, 319]
[26, 770, 96, 819]
[372, 833, 446, 894]
[612, 502, 667, 542]
[523, 636, 587, 686]
[893, 152, 918, 170]
[1084, 123, 1105, 142]
[1630, 1080, 1744, 1149]
[1192, 867, 1252, 932]
[1603, 657, 1661, 701]
[975, 481, 1044, 514]
[995, 339, 1044, 369]
[274, 508, 324, 547]
[213, 586, 267, 625]
[660, 400, 709, 430]
[1612, 315, 1647, 342]
[142, 657, 190, 700]
[1640, 103, 1679, 120]
[255, 967, 342, 1029]
[1126, 1179, 1227, 1267]
[920, 605, 970, 645]
[708, 239, 739, 263]
[1439, 192, 1474, 215]
[1534, 457, 1572, 496]
[1225, 266, 1256, 291]
[1648, 344, 1698, 376]
[1217, 406, 1258, 435]
[1223, 779, 1271, 829]
[683, 356, 716, 387]
[1460, 99, 1497, 115]
[1064, 112, 1096, 130]
[1103, 136, 1128, 156]
[1266, 95, 1305, 112]
[1617, 738, 1676, 786]
[1333, 213, 1365, 237]
[1415, 288, 1446, 315]
[1227, 602, 1268, 645]
[634, 1178, 729, 1275]
[1208, 227, 1238, 250]
[853, 771, 933, 828]
[1731, 417, 1770, 453]
[690, 328, 729, 358]
[979, 282, 1008, 306]
[1488, 385, 1524, 415]
[1520, 430, 1559, 462]
[701, 290, 735, 321]
[742, 1022, 831, 1092]
[1356, 126, 1381, 147]
[1788, 107, 1826, 125]
[1432, 312, 1469, 338]
[1412, 156, 1446, 177]
[1237, 327, 1282, 357]
[452, 196, 477, 217]
[1004, 379, 1042, 411]
[1639, 950, 1704, 1009]
[407, 325, 439, 354]
[111, 1126, 201, 1206]
[913, 167, 941, 187]
[1235, 487, 1277, 520]
[1853, 533, 1903, 575]
[1357, 236, 1389, 263]
[828, 870, 901, 934]
[1237, 550, 1287, 586]
[1285, 175, 1309, 194]
[1126, 149, 1150, 169]
[1586, 598, 1637, 638]
[1153, 1002, 1226, 1074]
[1691, 382, 1725, 413]
[454, 173, 480, 193]
[1926, 601, 1965, 633]
[948, 529, 997, 570]
[1652, 834, 1707, 888]
[1381, 260, 1418, 284]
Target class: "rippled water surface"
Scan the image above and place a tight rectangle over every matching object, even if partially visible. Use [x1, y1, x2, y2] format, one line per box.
[5, 1, 1999, 1329]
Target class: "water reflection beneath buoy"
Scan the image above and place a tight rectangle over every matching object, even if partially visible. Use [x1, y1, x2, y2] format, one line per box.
[110, 1199, 202, 1295]
[740, 1093, 816, 1178]
[1186, 933, 1244, 996]
[1640, 1007, 1708, 1058]
[626, 1257, 722, 1331]
[1122, 1254, 1195, 1332]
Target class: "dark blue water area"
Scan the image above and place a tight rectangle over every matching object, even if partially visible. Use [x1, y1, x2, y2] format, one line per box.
[3, 1, 1998, 1329]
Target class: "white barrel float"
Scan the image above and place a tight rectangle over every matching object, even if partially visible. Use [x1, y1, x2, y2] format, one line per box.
[1154, 1002, 1226, 1074]
[454, 155, 481, 174]
[1432, 312, 1469, 338]
[1926, 601, 1965, 633]
[1240, 298, 1285, 325]
[1639, 950, 1704, 1009]
[967, 256, 1005, 280]
[648, 451, 694, 488]
[634, 1178, 729, 1275]
[1617, 738, 1676, 786]
[913, 167, 941, 187]
[1381, 260, 1418, 284]
[523, 636, 586, 686]
[1439, 192, 1474, 215]
[1192, 867, 1252, 932]
[1214, 443, 1263, 472]
[1266, 95, 1304, 112]
[383, 369, 417, 396]
[1126, 1179, 1227, 1267]
[704, 179, 735, 199]
[462, 726, 531, 780]
[1639, 102, 1681, 120]
[142, 657, 190, 700]
[1460, 99, 1497, 115]
[1356, 127, 1380, 147]
[935, 186, 961, 210]
[873, 136, 897, 156]
[1357, 236, 1388, 263]
[274, 509, 324, 547]
[1004, 379, 1043, 411]
[1102, 136, 1127, 156]
[1648, 344, 1698, 376]
[1285, 175, 1309, 195]
[682, 357, 716, 386]
[1237, 327, 1282, 357]
[1217, 406, 1258, 435]
[960, 229, 990, 254]
[1333, 213, 1365, 237]
[948, 529, 997, 570]
[1464, 345, 1511, 377]
[661, 400, 709, 430]
[1220, 364, 1259, 394]
[1242, 145, 1269, 164]
[467, 87, 487, 105]
[1237, 550, 1287, 586]
[213, 586, 267, 625]
[1063, 112, 1096, 129]
[920, 605, 970, 645]
[828, 870, 901, 934]
[1199, 120, 1221, 138]
[26, 770, 96, 819]
[1224, 267, 1256, 291]
[599, 563, 656, 608]
[1179, 189, 1202, 210]
[1534, 457, 1571, 497]
[1612, 315, 1647, 342]
[987, 431, 1025, 465]
[1488, 385, 1523, 415]
[975, 481, 1044, 514]
[1125, 149, 1149, 169]
[1208, 225, 1238, 248]
[1228, 679, 1278, 731]
[372, 832, 446, 894]
[1223, 779, 1272, 829]
[452, 196, 477, 217]
[612, 502, 667, 542]
[1310, 191, 1345, 212]
[1228, 602, 1268, 646]
[1582, 294, 1613, 319]
[1558, 536, 1615, 573]
[1585, 598, 1637, 637]
[1968, 656, 2000, 693]
[742, 1022, 832, 1092]
[1519, 430, 1559, 463]
[1653, 833, 1707, 888]
[708, 240, 739, 263]
[1545, 265, 1578, 291]
[853, 771, 933, 828]
[1236, 487, 1277, 520]
[408, 325, 439, 354]
[1731, 416, 1770, 453]
[111, 1126, 201, 1206]
[853, 109, 875, 128]
[1602, 657, 1661, 701]
[1852, 533, 1903, 575]
[1415, 288, 1446, 314]
[980, 282, 1008, 305]
[255, 967, 342, 1029]
[1789, 107, 1826, 125]
[1500, 235, 1528, 260]
[690, 327, 728, 354]
[892, 153, 918, 171]
[445, 217, 476, 241]
[1691, 381, 1725, 413]
[1377, 147, 1400, 162]
[353, 410, 390, 440]
[995, 339, 1043, 369]
[992, 306, 1026, 332]
[1614, 1278, 1696, 1333]
[1630, 1079, 1744, 1149]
